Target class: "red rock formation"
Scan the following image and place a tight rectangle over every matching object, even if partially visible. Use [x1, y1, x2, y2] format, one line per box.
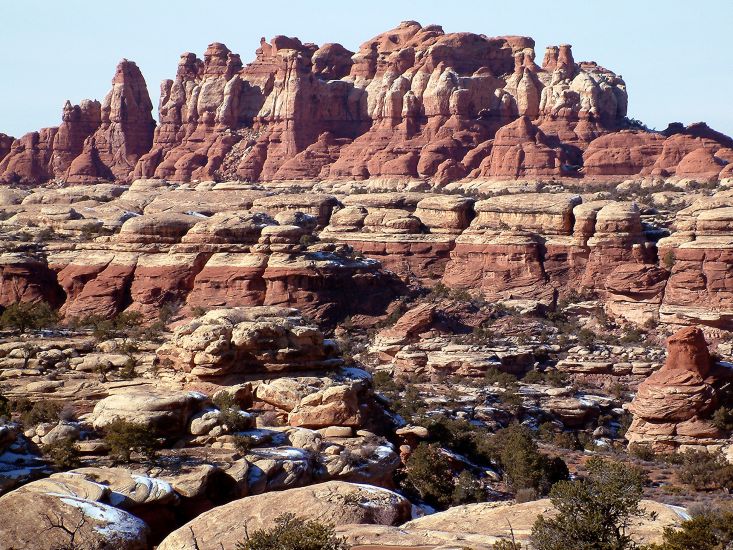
[0, 128, 58, 184]
[66, 60, 155, 183]
[627, 327, 729, 451]
[0, 61, 153, 185]
[132, 21, 640, 185]
[0, 134, 13, 164]
[0, 253, 64, 307]
[4, 22, 732, 185]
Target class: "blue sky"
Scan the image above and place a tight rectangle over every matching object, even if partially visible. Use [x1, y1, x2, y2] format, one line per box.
[2, 0, 731, 137]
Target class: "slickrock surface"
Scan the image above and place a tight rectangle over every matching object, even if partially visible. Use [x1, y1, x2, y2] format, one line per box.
[627, 326, 732, 451]
[157, 481, 411, 550]
[336, 498, 686, 548]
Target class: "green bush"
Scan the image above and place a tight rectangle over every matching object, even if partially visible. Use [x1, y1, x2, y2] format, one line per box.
[43, 437, 81, 469]
[629, 442, 656, 462]
[643, 509, 733, 550]
[485, 368, 518, 388]
[422, 415, 491, 465]
[521, 369, 567, 388]
[405, 443, 455, 509]
[489, 424, 568, 495]
[73, 311, 145, 341]
[236, 513, 348, 550]
[678, 449, 733, 490]
[103, 418, 159, 463]
[14, 399, 62, 427]
[493, 539, 522, 550]
[0, 301, 58, 334]
[214, 393, 251, 433]
[712, 406, 733, 432]
[451, 470, 485, 505]
[531, 457, 650, 550]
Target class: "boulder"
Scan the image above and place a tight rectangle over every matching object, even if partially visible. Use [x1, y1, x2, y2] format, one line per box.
[157, 481, 411, 550]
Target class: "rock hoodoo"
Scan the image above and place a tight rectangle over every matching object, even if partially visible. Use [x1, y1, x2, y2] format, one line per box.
[627, 326, 731, 452]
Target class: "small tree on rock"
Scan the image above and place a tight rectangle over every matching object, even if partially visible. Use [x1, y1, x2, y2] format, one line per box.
[235, 513, 348, 550]
[531, 457, 652, 550]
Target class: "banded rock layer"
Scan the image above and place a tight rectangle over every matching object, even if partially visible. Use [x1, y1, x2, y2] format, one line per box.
[2, 181, 733, 331]
[2, 21, 731, 185]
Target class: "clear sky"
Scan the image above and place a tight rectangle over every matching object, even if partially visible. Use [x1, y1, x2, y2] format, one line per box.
[2, 0, 732, 138]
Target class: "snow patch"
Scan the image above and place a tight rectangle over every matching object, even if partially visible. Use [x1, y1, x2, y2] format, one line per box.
[59, 497, 147, 541]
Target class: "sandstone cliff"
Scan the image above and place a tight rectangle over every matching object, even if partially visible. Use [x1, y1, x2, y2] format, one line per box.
[2, 21, 731, 186]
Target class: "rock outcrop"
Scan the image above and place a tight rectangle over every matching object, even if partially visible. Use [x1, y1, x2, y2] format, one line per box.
[0, 61, 153, 185]
[336, 498, 686, 549]
[157, 307, 342, 379]
[4, 22, 730, 186]
[157, 481, 411, 550]
[627, 326, 731, 452]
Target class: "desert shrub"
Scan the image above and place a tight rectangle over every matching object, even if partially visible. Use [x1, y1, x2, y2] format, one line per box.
[489, 424, 568, 495]
[620, 328, 644, 344]
[0, 301, 58, 334]
[629, 442, 656, 462]
[422, 415, 491, 465]
[643, 509, 733, 550]
[214, 393, 251, 433]
[531, 457, 650, 550]
[103, 418, 159, 463]
[190, 306, 207, 317]
[233, 435, 256, 455]
[497, 389, 524, 413]
[16, 399, 62, 427]
[577, 328, 598, 348]
[451, 469, 486, 505]
[521, 369, 567, 387]
[712, 406, 733, 432]
[392, 384, 425, 420]
[485, 368, 518, 388]
[522, 369, 544, 384]
[552, 431, 581, 451]
[404, 443, 455, 508]
[43, 437, 81, 469]
[662, 250, 675, 270]
[235, 513, 348, 550]
[74, 311, 145, 342]
[158, 301, 180, 324]
[493, 540, 522, 550]
[678, 449, 733, 490]
[371, 370, 399, 394]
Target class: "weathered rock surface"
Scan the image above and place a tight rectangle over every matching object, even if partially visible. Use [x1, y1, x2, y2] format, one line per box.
[91, 390, 207, 436]
[336, 498, 686, 548]
[157, 307, 342, 379]
[0, 487, 150, 550]
[0, 61, 153, 184]
[627, 326, 731, 451]
[157, 481, 411, 550]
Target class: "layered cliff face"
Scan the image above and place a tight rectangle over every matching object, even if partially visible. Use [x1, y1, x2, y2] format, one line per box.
[0, 61, 154, 185]
[5, 181, 733, 331]
[3, 21, 732, 186]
